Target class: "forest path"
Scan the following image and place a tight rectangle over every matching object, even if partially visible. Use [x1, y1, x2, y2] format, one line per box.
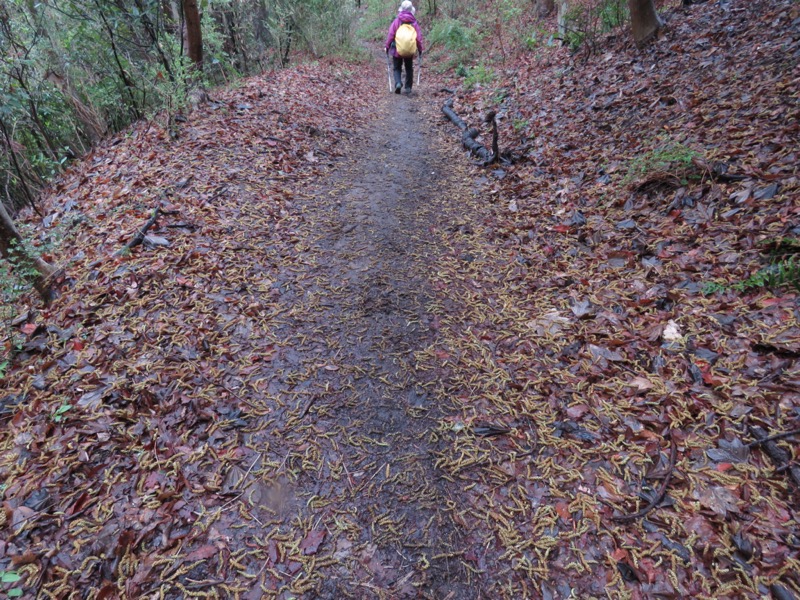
[215, 66, 493, 598]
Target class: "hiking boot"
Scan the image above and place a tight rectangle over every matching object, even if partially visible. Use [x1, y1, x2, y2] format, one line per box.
[394, 83, 402, 94]
[404, 88, 413, 96]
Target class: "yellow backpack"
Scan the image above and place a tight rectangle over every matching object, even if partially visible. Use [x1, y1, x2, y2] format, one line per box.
[395, 23, 417, 58]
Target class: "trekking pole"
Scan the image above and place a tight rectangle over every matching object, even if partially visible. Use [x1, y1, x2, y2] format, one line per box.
[386, 52, 393, 93]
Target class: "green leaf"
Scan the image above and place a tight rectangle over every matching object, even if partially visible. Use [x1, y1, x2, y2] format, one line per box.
[9, 588, 24, 597]
[1, 571, 21, 583]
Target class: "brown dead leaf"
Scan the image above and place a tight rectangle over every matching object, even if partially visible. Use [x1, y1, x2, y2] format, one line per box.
[698, 486, 740, 517]
[300, 529, 326, 555]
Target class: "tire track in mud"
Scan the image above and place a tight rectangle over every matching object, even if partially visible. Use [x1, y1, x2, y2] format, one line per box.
[219, 82, 491, 598]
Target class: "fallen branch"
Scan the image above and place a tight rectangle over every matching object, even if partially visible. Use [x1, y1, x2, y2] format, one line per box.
[749, 425, 800, 487]
[115, 207, 161, 256]
[442, 98, 493, 163]
[612, 429, 678, 522]
[747, 427, 800, 448]
[485, 110, 500, 165]
[165, 222, 197, 230]
[442, 97, 467, 130]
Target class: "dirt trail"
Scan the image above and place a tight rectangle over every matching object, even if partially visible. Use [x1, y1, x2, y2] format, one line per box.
[213, 71, 490, 598]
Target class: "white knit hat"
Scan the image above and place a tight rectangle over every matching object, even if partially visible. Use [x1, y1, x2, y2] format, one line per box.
[399, 1, 415, 14]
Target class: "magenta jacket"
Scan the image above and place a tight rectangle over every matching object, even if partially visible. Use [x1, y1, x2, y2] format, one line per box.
[385, 11, 424, 58]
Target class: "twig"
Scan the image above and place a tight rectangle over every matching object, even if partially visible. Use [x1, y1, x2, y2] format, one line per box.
[612, 429, 678, 522]
[115, 206, 161, 256]
[749, 425, 800, 487]
[300, 395, 319, 418]
[165, 223, 196, 230]
[747, 427, 800, 448]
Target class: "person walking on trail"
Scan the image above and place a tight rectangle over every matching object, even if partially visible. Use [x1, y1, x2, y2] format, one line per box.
[385, 0, 424, 95]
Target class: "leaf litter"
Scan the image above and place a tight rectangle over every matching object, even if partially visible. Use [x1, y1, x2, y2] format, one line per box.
[1, 1, 800, 598]
[421, 0, 800, 597]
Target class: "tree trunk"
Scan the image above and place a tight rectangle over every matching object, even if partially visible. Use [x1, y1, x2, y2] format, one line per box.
[255, 0, 272, 46]
[557, 0, 569, 39]
[0, 201, 55, 301]
[183, 0, 203, 69]
[536, 0, 555, 17]
[627, 0, 662, 46]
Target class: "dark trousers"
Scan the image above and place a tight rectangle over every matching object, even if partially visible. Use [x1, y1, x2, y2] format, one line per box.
[393, 56, 414, 90]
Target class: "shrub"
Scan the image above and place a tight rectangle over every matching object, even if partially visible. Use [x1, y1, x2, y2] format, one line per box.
[703, 239, 800, 296]
[463, 64, 495, 89]
[559, 0, 629, 53]
[624, 140, 701, 188]
[428, 19, 480, 66]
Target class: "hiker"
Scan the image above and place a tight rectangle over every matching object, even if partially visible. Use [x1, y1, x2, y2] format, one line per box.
[385, 0, 424, 95]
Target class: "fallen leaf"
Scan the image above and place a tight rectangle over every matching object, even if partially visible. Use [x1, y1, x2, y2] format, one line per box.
[185, 545, 217, 562]
[627, 376, 655, 391]
[699, 486, 739, 517]
[300, 529, 325, 555]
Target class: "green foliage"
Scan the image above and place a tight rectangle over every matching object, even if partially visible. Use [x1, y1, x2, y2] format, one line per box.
[0, 0, 361, 213]
[265, 0, 358, 63]
[704, 243, 800, 296]
[428, 19, 479, 66]
[739, 258, 800, 292]
[624, 140, 700, 185]
[1, 569, 23, 597]
[0, 219, 63, 366]
[355, 0, 394, 42]
[525, 25, 556, 50]
[1, 240, 37, 363]
[464, 65, 494, 89]
[599, 0, 628, 29]
[512, 118, 529, 132]
[53, 403, 72, 423]
[463, 64, 494, 89]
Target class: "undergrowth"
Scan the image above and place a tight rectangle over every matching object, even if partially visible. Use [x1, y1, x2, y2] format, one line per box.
[0, 220, 63, 376]
[462, 64, 495, 88]
[624, 140, 701, 187]
[703, 239, 800, 295]
[0, 251, 35, 374]
[428, 18, 481, 68]
[559, 0, 629, 52]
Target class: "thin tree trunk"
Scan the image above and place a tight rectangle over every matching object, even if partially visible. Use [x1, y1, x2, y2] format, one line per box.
[134, 0, 175, 82]
[281, 19, 293, 67]
[0, 119, 41, 215]
[183, 0, 203, 69]
[96, 3, 142, 119]
[0, 200, 55, 301]
[255, 0, 272, 47]
[627, 0, 662, 46]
